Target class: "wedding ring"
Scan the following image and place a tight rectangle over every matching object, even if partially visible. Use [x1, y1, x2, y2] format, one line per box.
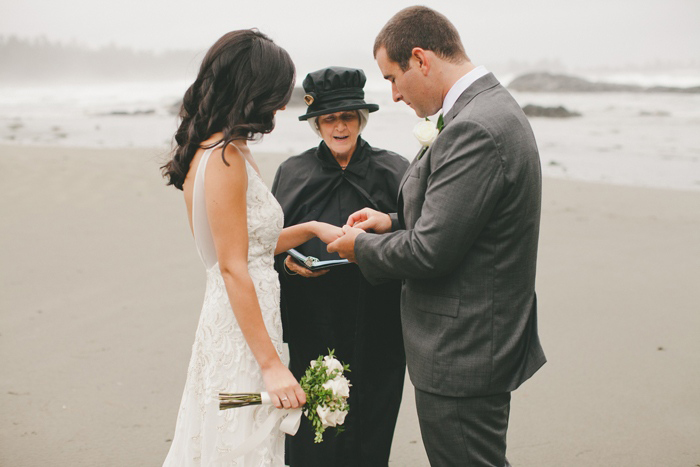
[281, 397, 288, 401]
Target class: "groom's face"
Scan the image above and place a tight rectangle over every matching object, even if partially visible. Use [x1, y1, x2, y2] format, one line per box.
[376, 47, 433, 118]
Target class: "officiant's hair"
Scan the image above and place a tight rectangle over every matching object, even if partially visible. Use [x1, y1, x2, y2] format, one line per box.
[373, 6, 469, 71]
[162, 29, 295, 190]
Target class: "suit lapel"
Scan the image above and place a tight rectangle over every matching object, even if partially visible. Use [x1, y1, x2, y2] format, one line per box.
[397, 147, 422, 197]
[399, 73, 500, 199]
[395, 146, 423, 227]
[394, 73, 500, 229]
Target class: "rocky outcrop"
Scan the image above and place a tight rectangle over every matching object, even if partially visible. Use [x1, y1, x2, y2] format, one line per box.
[522, 104, 581, 118]
[508, 72, 700, 93]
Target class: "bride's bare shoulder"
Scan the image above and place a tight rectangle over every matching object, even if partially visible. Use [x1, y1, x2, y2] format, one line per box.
[204, 142, 250, 196]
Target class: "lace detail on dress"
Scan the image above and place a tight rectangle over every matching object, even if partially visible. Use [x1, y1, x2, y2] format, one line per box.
[164, 150, 286, 466]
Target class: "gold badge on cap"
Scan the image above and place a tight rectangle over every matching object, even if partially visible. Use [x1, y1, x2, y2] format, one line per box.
[304, 94, 315, 106]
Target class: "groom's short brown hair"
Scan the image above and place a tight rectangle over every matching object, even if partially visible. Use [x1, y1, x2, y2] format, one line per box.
[374, 6, 469, 71]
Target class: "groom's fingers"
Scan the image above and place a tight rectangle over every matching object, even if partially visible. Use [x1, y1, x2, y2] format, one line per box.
[353, 220, 373, 231]
[328, 237, 348, 256]
[346, 212, 359, 226]
[327, 238, 339, 254]
[328, 234, 357, 262]
[347, 209, 369, 227]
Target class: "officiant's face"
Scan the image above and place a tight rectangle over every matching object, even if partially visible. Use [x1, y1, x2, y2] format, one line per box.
[376, 46, 433, 118]
[317, 111, 361, 159]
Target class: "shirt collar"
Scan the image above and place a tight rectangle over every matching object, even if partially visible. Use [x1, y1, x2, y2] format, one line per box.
[441, 65, 489, 116]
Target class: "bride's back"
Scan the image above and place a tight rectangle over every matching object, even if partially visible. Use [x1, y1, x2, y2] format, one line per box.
[161, 28, 297, 466]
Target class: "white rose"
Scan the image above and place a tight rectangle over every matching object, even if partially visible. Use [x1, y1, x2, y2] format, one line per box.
[323, 355, 343, 375]
[323, 376, 351, 399]
[316, 405, 338, 427]
[334, 409, 348, 426]
[337, 376, 351, 398]
[413, 119, 439, 147]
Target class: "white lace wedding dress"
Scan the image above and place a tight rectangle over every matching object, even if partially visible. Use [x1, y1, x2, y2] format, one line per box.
[163, 146, 287, 466]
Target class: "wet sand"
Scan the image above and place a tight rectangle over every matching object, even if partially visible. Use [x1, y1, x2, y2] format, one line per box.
[0, 144, 698, 466]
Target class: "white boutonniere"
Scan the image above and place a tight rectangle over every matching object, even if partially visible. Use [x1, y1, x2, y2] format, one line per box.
[413, 114, 444, 160]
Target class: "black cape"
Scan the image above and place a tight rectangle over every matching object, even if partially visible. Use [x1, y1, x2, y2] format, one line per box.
[272, 138, 409, 467]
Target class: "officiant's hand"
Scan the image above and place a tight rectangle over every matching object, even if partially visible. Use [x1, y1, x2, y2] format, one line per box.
[284, 255, 329, 278]
[327, 225, 364, 262]
[347, 208, 392, 234]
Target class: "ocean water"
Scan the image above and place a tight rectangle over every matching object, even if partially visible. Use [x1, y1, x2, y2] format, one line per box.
[1, 77, 699, 191]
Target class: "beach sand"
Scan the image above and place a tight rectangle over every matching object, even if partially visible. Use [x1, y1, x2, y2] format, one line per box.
[1, 143, 698, 466]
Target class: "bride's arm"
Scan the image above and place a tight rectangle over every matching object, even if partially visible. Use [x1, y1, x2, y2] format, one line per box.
[206, 147, 305, 409]
[274, 221, 343, 255]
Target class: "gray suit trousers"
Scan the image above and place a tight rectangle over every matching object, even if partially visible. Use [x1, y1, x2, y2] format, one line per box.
[415, 389, 511, 467]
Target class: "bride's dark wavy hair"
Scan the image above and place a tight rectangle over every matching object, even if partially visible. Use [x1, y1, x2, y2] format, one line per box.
[162, 29, 295, 190]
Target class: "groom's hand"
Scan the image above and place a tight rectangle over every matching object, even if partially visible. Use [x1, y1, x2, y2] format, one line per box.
[327, 225, 364, 262]
[347, 208, 392, 234]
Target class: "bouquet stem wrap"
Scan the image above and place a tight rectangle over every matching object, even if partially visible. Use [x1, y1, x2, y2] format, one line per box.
[217, 391, 302, 459]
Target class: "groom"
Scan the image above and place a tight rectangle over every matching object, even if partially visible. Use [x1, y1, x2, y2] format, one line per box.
[327, 6, 546, 466]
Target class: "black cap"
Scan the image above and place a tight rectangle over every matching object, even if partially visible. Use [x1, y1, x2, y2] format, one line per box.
[298, 67, 379, 121]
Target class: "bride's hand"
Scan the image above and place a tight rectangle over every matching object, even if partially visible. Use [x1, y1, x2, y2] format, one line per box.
[313, 222, 344, 245]
[261, 361, 306, 409]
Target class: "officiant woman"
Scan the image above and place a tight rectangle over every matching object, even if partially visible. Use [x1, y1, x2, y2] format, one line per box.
[272, 67, 408, 467]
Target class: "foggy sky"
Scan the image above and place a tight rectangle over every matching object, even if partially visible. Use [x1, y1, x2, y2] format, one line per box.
[2, 0, 699, 80]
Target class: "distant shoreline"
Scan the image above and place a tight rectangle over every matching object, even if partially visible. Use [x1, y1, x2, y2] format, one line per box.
[2, 37, 700, 89]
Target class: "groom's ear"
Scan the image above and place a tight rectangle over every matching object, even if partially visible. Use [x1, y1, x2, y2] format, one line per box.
[411, 47, 431, 76]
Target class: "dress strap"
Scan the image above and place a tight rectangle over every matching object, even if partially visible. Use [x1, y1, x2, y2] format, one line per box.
[192, 146, 219, 270]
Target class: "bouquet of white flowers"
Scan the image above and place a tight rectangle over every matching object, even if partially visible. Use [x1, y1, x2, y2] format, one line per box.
[218, 350, 350, 444]
[301, 351, 351, 443]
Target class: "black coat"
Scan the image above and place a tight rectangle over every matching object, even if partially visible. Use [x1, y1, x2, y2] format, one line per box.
[272, 138, 408, 467]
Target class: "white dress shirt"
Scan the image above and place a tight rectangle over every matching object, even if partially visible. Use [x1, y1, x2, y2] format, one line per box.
[442, 66, 489, 117]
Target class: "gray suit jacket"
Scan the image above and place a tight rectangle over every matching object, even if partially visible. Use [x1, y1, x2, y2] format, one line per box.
[355, 73, 546, 397]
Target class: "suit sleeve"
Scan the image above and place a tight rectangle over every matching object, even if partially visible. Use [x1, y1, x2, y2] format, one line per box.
[355, 120, 504, 284]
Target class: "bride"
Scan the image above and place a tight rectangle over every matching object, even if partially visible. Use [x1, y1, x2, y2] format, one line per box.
[160, 30, 342, 466]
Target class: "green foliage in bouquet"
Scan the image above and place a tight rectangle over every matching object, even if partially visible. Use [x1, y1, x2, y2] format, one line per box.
[300, 349, 351, 443]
